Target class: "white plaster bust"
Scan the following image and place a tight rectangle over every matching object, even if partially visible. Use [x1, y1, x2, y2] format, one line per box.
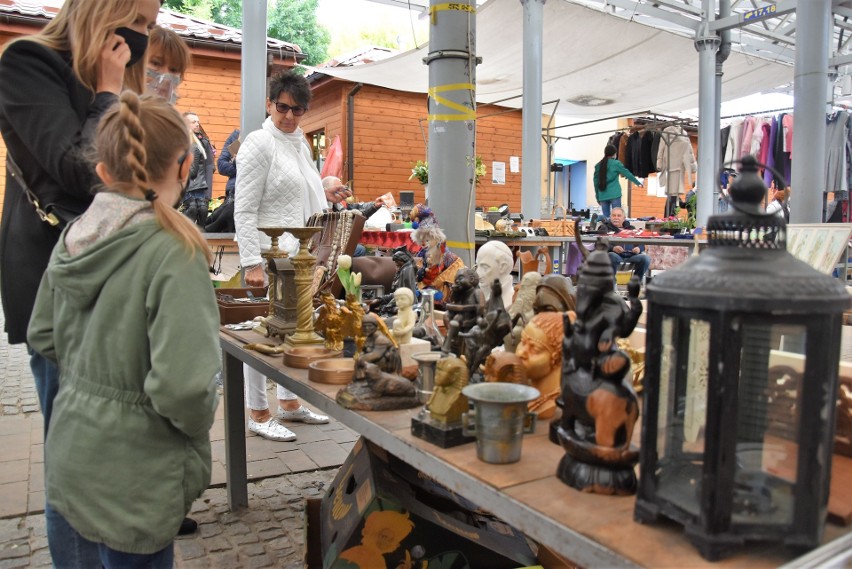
[475, 240, 514, 309]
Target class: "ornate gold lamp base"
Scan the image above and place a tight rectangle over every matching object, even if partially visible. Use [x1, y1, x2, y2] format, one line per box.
[282, 226, 325, 347]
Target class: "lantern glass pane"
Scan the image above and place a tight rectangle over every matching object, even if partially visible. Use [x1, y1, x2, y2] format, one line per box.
[733, 322, 805, 525]
[655, 316, 710, 516]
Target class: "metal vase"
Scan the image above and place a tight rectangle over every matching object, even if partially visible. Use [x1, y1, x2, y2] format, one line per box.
[411, 351, 443, 405]
[461, 383, 540, 464]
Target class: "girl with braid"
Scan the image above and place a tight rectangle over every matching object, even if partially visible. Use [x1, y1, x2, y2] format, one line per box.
[27, 92, 220, 566]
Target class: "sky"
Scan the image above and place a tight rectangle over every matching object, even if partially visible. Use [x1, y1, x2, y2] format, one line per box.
[316, 0, 429, 56]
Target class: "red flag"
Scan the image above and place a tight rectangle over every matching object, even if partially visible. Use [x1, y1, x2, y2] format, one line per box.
[320, 135, 343, 179]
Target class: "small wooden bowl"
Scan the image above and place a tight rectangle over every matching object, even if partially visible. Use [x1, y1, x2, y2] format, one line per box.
[308, 358, 355, 384]
[283, 346, 342, 369]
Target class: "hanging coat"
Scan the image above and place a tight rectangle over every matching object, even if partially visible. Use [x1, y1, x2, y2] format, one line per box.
[656, 125, 696, 196]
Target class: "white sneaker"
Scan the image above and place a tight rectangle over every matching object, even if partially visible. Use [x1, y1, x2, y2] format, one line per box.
[277, 405, 329, 424]
[247, 417, 297, 441]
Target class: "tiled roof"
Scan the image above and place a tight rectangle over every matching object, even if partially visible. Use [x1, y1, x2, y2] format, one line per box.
[0, 1, 302, 57]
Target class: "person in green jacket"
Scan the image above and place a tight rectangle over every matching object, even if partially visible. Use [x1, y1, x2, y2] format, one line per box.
[27, 92, 220, 566]
[593, 144, 644, 218]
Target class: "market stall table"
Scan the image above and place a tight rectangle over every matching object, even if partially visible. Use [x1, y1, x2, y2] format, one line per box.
[219, 328, 851, 568]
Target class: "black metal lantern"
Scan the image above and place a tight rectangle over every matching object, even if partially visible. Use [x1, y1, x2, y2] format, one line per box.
[634, 156, 851, 560]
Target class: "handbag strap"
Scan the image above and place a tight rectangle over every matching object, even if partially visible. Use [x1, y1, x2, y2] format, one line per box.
[5, 154, 61, 227]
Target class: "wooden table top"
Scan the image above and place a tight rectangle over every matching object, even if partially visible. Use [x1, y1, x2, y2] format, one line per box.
[219, 329, 851, 568]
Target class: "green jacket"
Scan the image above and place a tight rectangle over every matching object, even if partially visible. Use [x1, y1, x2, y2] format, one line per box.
[28, 219, 220, 554]
[593, 158, 642, 202]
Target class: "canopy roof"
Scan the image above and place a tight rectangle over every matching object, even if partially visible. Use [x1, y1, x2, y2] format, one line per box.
[313, 0, 793, 122]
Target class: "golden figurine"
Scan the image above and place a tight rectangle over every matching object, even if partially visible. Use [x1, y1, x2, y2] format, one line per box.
[426, 356, 470, 425]
[516, 312, 565, 421]
[315, 291, 344, 352]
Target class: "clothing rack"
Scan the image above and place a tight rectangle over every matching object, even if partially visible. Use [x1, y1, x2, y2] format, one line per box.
[720, 106, 795, 120]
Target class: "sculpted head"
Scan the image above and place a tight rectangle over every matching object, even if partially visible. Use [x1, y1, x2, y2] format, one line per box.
[393, 287, 414, 310]
[516, 312, 563, 380]
[475, 241, 513, 290]
[533, 274, 575, 314]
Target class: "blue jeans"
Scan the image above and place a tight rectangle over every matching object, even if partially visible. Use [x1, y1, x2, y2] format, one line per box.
[48, 505, 174, 568]
[608, 252, 651, 281]
[29, 349, 59, 435]
[599, 197, 622, 218]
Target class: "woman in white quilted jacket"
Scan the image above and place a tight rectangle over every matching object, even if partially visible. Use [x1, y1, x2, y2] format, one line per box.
[234, 71, 349, 441]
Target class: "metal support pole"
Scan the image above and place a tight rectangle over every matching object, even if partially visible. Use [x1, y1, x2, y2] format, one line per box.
[714, 0, 731, 213]
[521, 0, 546, 220]
[425, 0, 479, 266]
[241, 1, 267, 135]
[695, 15, 720, 228]
[790, 0, 831, 223]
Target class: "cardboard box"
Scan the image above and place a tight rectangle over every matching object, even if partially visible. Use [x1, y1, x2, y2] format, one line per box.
[321, 438, 538, 569]
[216, 287, 268, 324]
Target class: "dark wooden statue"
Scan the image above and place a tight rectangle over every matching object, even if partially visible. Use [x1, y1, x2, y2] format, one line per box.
[441, 268, 485, 357]
[552, 237, 642, 495]
[459, 279, 512, 379]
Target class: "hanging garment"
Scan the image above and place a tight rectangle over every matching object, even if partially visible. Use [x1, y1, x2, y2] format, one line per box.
[637, 130, 657, 177]
[726, 118, 743, 167]
[783, 114, 794, 155]
[846, 112, 852, 192]
[618, 131, 630, 165]
[825, 112, 849, 194]
[656, 125, 696, 196]
[756, 120, 772, 170]
[624, 131, 642, 175]
[764, 116, 779, 188]
[740, 116, 757, 160]
[719, 125, 731, 169]
[609, 131, 623, 149]
[772, 113, 791, 188]
[650, 130, 662, 171]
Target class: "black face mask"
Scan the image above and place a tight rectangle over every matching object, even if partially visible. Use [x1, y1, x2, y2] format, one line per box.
[115, 27, 148, 67]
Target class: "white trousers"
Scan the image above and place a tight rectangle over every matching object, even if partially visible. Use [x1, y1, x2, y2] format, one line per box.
[244, 363, 297, 411]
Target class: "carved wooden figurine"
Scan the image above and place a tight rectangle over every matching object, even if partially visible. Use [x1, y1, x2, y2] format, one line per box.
[516, 312, 564, 420]
[459, 279, 512, 379]
[504, 272, 541, 352]
[441, 268, 485, 357]
[553, 238, 642, 495]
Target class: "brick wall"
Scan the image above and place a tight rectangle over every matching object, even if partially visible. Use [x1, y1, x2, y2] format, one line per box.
[300, 80, 525, 213]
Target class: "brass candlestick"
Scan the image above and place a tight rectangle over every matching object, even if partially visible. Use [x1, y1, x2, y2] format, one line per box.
[283, 226, 324, 346]
[257, 227, 287, 320]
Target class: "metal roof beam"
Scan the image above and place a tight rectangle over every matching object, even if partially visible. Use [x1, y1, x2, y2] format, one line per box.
[710, 0, 797, 32]
[576, 0, 700, 31]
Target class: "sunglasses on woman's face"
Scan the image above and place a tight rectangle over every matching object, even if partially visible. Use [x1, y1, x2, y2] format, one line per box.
[271, 100, 307, 116]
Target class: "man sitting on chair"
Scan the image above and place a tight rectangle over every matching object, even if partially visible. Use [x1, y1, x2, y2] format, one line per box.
[605, 207, 650, 284]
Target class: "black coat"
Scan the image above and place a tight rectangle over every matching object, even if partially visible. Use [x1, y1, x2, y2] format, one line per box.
[0, 40, 118, 344]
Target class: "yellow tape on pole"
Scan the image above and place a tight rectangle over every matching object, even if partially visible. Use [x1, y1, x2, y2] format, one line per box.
[429, 2, 476, 24]
[446, 240, 476, 250]
[428, 83, 476, 122]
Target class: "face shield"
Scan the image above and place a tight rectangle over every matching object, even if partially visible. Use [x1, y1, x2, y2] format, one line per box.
[145, 69, 182, 104]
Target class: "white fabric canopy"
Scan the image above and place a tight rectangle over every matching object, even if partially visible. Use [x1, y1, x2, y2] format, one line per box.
[309, 0, 793, 122]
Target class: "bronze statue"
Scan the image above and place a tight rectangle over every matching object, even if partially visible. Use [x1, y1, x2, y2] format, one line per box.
[553, 237, 642, 495]
[339, 293, 366, 357]
[314, 291, 344, 351]
[482, 351, 528, 385]
[459, 278, 512, 379]
[441, 268, 485, 357]
[355, 313, 401, 375]
[426, 355, 470, 425]
[533, 273, 576, 314]
[336, 313, 420, 411]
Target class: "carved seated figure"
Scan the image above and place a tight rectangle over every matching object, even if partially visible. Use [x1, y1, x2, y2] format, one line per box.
[441, 268, 485, 357]
[553, 238, 643, 495]
[337, 314, 421, 411]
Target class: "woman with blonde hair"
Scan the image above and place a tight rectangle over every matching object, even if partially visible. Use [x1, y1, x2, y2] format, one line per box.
[146, 24, 191, 103]
[28, 92, 219, 566]
[0, 0, 161, 433]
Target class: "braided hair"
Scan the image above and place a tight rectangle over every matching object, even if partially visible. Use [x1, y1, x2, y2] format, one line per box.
[94, 92, 210, 261]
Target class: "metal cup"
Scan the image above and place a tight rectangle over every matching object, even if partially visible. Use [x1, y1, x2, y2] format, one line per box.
[461, 383, 540, 464]
[411, 351, 443, 405]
